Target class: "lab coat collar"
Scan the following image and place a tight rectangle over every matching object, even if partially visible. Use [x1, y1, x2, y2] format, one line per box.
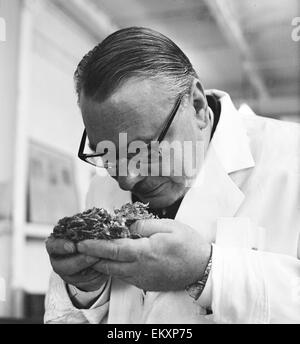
[175, 90, 255, 241]
[208, 90, 255, 174]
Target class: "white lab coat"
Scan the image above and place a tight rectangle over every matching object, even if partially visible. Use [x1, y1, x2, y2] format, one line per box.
[45, 91, 300, 324]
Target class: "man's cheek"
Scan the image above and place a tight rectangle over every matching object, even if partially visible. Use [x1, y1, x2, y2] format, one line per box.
[183, 140, 205, 177]
[159, 153, 182, 178]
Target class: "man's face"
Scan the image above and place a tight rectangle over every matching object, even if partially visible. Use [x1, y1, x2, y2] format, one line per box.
[80, 78, 206, 208]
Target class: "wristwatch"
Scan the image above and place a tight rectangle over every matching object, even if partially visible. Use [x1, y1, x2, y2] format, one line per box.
[185, 245, 213, 300]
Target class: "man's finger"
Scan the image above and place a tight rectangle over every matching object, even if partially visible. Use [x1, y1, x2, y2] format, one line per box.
[92, 259, 134, 278]
[77, 239, 142, 262]
[51, 254, 99, 276]
[46, 237, 76, 256]
[130, 219, 174, 237]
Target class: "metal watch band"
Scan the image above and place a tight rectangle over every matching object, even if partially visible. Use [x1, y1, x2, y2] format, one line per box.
[185, 245, 213, 301]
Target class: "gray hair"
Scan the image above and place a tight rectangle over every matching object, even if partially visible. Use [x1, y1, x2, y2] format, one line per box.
[74, 27, 199, 103]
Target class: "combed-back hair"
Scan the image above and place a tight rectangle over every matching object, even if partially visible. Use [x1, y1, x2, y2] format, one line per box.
[74, 27, 199, 103]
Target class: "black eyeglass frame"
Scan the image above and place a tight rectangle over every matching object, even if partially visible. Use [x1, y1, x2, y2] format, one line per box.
[78, 94, 183, 167]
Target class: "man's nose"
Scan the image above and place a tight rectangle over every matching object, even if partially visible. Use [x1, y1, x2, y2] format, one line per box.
[114, 172, 144, 192]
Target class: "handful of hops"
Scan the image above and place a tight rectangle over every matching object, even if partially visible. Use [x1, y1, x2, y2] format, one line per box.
[50, 202, 156, 243]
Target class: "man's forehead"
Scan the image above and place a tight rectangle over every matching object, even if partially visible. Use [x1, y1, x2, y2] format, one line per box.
[110, 78, 161, 103]
[81, 79, 172, 119]
[80, 79, 174, 146]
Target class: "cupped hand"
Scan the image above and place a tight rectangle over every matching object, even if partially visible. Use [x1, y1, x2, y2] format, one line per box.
[45, 237, 109, 292]
[77, 219, 211, 292]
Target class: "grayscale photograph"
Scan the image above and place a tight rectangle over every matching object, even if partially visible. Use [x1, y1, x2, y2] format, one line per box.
[0, 0, 299, 327]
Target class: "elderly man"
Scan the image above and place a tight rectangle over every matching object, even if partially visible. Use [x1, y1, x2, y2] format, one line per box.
[45, 27, 300, 324]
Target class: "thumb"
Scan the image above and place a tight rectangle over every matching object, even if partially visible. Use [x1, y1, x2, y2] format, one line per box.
[130, 219, 174, 238]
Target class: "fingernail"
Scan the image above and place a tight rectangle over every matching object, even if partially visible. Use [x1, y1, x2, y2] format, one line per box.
[130, 221, 138, 230]
[86, 256, 98, 264]
[130, 220, 143, 231]
[77, 242, 85, 252]
[64, 242, 75, 253]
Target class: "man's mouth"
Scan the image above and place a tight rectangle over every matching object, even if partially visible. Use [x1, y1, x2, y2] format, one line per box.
[134, 182, 167, 198]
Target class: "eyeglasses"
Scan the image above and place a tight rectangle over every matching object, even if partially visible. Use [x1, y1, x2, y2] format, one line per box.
[78, 94, 183, 170]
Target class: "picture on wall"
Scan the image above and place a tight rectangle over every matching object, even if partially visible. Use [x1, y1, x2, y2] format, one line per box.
[27, 141, 80, 225]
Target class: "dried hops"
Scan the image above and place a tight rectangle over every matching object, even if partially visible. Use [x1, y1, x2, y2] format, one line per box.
[50, 202, 156, 243]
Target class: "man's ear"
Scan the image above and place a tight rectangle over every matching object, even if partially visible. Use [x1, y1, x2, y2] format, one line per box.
[190, 79, 209, 130]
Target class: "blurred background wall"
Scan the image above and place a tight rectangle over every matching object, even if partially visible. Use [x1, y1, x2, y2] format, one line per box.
[0, 0, 299, 323]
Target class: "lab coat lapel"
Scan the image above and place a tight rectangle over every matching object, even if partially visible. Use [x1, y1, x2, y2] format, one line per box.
[175, 91, 255, 241]
[175, 147, 245, 242]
